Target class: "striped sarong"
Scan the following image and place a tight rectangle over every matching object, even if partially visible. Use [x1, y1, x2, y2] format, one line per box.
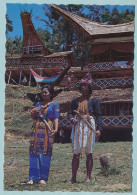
[71, 116, 95, 154]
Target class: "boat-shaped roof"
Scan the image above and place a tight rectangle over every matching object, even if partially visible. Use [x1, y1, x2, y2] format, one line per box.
[51, 4, 134, 39]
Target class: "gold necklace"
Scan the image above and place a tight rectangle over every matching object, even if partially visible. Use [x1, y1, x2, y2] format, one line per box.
[41, 102, 51, 109]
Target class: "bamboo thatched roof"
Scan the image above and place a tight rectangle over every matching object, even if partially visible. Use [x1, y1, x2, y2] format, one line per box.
[53, 88, 133, 104]
[51, 4, 134, 39]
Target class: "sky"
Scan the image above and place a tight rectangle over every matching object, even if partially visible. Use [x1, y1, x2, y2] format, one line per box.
[6, 4, 135, 39]
[6, 4, 47, 38]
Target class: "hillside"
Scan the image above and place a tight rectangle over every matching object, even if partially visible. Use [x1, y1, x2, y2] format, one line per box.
[5, 84, 40, 136]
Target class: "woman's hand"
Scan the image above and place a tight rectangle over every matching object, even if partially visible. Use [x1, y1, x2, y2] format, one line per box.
[31, 107, 41, 120]
[70, 118, 78, 125]
[51, 129, 58, 136]
[96, 130, 101, 139]
[31, 107, 41, 114]
[52, 118, 59, 136]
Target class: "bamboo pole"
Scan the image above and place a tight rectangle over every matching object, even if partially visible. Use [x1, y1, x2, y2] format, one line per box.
[74, 110, 96, 133]
[6, 72, 17, 85]
[8, 70, 12, 84]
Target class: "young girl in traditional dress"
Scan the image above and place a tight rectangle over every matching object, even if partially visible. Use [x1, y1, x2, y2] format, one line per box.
[28, 85, 59, 185]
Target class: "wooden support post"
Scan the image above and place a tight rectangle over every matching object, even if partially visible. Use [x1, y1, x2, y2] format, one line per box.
[40, 69, 43, 76]
[19, 70, 22, 84]
[36, 82, 40, 88]
[110, 49, 111, 62]
[8, 70, 12, 84]
[110, 103, 112, 116]
[29, 72, 31, 86]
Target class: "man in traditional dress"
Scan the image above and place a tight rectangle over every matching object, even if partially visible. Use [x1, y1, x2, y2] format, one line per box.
[68, 73, 102, 183]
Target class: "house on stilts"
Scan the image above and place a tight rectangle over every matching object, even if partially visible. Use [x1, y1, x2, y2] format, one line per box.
[5, 11, 75, 86]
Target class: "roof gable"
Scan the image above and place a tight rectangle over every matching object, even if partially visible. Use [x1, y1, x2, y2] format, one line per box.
[21, 12, 52, 56]
[51, 4, 134, 39]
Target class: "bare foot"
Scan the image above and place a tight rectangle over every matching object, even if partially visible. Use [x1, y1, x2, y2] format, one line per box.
[27, 180, 33, 185]
[67, 179, 76, 184]
[85, 178, 91, 183]
[39, 180, 47, 185]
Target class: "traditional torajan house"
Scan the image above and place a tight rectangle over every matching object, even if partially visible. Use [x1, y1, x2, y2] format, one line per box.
[51, 4, 134, 141]
[5, 12, 75, 86]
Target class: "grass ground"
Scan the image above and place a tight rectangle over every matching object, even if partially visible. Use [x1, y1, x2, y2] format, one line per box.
[4, 133, 132, 192]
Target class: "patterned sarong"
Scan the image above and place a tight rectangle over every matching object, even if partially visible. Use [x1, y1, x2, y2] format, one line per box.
[29, 120, 53, 155]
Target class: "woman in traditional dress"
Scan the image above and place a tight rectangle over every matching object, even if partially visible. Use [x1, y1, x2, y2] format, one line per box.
[28, 85, 59, 185]
[68, 73, 102, 183]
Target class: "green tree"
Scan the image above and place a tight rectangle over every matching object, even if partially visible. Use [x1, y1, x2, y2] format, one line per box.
[6, 14, 13, 35]
[109, 7, 121, 24]
[102, 7, 134, 24]
[37, 27, 60, 52]
[12, 36, 22, 54]
[120, 9, 134, 23]
[6, 37, 13, 56]
[6, 36, 22, 57]
[84, 5, 107, 22]
[101, 8, 111, 23]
